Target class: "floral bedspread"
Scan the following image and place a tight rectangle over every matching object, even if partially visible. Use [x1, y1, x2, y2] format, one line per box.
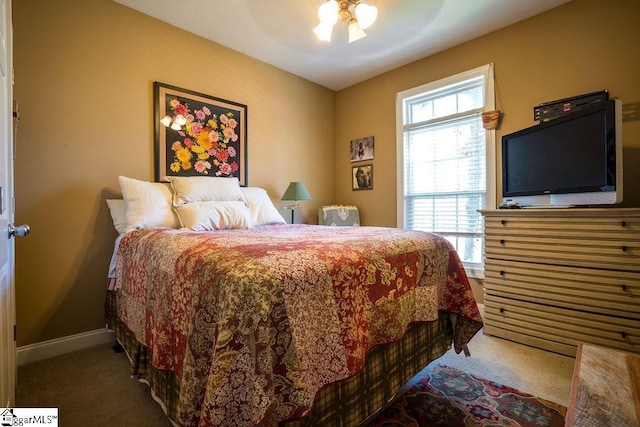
[115, 225, 482, 426]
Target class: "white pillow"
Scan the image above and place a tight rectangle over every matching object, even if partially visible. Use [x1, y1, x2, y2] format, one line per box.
[240, 187, 286, 227]
[174, 201, 250, 231]
[106, 199, 127, 234]
[119, 176, 180, 231]
[166, 176, 246, 206]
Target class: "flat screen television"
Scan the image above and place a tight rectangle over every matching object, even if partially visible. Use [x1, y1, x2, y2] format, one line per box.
[501, 99, 622, 208]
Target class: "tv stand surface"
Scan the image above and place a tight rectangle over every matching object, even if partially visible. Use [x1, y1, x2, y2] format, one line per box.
[479, 208, 640, 356]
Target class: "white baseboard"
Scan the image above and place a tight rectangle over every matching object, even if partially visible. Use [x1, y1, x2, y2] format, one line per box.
[17, 328, 115, 366]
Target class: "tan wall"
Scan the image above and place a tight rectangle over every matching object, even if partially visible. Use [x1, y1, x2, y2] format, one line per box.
[13, 0, 336, 346]
[335, 0, 640, 302]
[14, 0, 640, 346]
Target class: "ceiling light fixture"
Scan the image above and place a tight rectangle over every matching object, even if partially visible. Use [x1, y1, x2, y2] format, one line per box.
[313, 0, 378, 43]
[160, 114, 187, 131]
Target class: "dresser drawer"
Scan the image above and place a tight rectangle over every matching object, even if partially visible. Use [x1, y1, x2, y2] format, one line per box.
[483, 294, 640, 356]
[484, 235, 640, 271]
[484, 213, 640, 241]
[484, 259, 640, 319]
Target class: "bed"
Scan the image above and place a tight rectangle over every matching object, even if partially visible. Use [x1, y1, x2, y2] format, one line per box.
[105, 176, 483, 426]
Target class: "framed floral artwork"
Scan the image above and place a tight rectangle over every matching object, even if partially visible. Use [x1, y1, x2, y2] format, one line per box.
[352, 164, 373, 190]
[154, 82, 248, 185]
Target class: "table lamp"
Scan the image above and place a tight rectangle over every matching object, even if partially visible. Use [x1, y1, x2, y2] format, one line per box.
[281, 182, 312, 224]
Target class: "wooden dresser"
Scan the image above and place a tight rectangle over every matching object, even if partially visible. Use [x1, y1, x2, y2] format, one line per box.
[480, 208, 640, 356]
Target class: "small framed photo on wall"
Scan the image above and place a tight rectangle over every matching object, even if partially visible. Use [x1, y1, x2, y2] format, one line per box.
[352, 164, 373, 191]
[350, 136, 374, 162]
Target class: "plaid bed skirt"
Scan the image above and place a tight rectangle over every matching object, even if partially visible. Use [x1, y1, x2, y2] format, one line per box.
[105, 290, 454, 426]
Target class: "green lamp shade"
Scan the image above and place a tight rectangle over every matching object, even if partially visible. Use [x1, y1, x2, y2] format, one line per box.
[281, 182, 312, 201]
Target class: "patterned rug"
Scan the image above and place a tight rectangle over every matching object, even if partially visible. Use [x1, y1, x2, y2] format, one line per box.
[368, 365, 566, 426]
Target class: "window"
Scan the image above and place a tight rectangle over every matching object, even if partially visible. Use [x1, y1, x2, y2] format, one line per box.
[396, 65, 496, 278]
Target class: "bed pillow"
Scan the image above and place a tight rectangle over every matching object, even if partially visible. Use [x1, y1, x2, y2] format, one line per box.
[240, 187, 286, 227]
[166, 176, 246, 206]
[119, 176, 180, 231]
[174, 201, 250, 231]
[105, 199, 127, 234]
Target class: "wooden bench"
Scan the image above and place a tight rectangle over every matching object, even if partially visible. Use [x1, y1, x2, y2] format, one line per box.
[566, 343, 639, 426]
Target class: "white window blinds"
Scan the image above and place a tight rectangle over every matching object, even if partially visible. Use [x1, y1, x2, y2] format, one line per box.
[396, 65, 495, 278]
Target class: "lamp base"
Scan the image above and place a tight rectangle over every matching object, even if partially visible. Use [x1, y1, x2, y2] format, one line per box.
[283, 203, 297, 224]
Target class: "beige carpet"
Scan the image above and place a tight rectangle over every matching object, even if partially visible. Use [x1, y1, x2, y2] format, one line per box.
[16, 324, 575, 426]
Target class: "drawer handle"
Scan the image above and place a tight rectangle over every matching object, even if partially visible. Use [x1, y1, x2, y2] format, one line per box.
[621, 284, 627, 291]
[499, 308, 505, 314]
[621, 331, 627, 339]
[621, 221, 626, 227]
[500, 270, 505, 277]
[501, 220, 506, 226]
[622, 246, 628, 252]
[500, 239, 505, 245]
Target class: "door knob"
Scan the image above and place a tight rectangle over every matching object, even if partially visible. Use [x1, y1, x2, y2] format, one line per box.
[8, 224, 30, 238]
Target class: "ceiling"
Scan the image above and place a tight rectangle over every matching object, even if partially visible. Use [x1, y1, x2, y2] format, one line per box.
[112, 0, 570, 91]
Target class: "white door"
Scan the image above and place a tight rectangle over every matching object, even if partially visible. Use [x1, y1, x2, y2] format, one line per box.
[0, 0, 16, 407]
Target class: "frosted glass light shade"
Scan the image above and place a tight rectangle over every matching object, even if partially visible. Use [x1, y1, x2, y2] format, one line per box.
[354, 3, 377, 29]
[348, 19, 366, 43]
[313, 22, 334, 42]
[160, 115, 172, 127]
[174, 115, 187, 126]
[317, 0, 339, 24]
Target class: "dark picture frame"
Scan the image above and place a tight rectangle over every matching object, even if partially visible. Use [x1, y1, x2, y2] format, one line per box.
[352, 164, 373, 191]
[154, 82, 247, 185]
[350, 136, 374, 162]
